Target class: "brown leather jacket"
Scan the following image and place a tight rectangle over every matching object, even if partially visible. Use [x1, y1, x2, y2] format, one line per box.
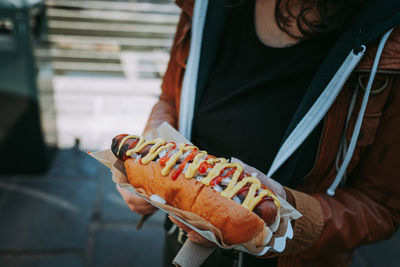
[144, 1, 400, 266]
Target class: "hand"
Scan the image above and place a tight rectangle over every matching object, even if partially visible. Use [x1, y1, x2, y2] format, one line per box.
[116, 185, 158, 215]
[168, 215, 218, 248]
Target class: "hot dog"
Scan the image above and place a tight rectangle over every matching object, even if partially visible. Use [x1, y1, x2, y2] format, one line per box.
[111, 134, 280, 245]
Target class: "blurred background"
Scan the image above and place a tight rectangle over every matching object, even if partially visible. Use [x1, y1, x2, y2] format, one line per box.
[0, 0, 398, 266]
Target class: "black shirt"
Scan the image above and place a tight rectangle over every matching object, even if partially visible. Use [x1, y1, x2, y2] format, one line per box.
[191, 0, 336, 184]
[165, 2, 341, 266]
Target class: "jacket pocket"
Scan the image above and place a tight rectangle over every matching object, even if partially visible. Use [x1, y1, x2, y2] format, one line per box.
[349, 112, 382, 146]
[345, 112, 382, 173]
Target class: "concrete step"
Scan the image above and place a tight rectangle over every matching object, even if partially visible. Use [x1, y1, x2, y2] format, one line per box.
[47, 8, 179, 25]
[35, 48, 121, 64]
[48, 34, 172, 51]
[46, 0, 179, 14]
[49, 61, 163, 78]
[48, 20, 175, 38]
[52, 76, 161, 96]
[50, 76, 161, 148]
[51, 62, 124, 75]
[119, 51, 168, 79]
[36, 49, 169, 77]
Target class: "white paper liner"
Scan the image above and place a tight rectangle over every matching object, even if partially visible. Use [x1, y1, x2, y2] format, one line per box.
[89, 122, 302, 257]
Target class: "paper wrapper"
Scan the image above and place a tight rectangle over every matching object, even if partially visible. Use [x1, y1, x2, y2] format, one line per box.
[89, 122, 302, 266]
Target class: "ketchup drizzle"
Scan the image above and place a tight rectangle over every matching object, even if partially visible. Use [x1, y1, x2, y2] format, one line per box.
[158, 142, 176, 165]
[209, 168, 236, 186]
[198, 155, 216, 174]
[171, 148, 198, 180]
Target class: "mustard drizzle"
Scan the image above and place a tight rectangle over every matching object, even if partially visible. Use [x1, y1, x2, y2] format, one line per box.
[117, 135, 141, 156]
[184, 151, 208, 178]
[120, 137, 280, 210]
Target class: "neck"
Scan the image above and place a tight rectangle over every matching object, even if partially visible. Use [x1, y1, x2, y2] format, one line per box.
[255, 0, 314, 48]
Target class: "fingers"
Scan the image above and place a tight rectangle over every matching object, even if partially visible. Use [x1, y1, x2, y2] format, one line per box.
[169, 216, 217, 248]
[116, 184, 136, 200]
[187, 232, 217, 248]
[169, 215, 193, 233]
[128, 201, 157, 215]
[116, 185, 157, 215]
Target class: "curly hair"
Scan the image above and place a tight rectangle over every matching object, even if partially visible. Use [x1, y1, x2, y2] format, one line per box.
[274, 0, 363, 39]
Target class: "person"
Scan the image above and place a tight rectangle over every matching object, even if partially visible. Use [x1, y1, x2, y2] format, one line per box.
[117, 0, 400, 266]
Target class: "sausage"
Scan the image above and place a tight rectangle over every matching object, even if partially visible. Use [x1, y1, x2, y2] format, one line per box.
[112, 135, 279, 226]
[237, 188, 277, 225]
[254, 199, 278, 226]
[111, 134, 139, 161]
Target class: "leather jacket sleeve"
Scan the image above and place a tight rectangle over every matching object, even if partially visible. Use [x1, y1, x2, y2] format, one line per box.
[143, 8, 192, 134]
[143, 92, 178, 135]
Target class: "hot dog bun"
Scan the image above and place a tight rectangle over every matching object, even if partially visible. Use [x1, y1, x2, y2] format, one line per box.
[112, 134, 279, 245]
[125, 159, 267, 245]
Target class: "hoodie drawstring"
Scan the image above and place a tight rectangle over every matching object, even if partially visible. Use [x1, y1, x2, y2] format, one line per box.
[326, 28, 394, 196]
[334, 82, 360, 185]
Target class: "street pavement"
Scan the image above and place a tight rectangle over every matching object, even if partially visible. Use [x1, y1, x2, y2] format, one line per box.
[0, 147, 165, 267]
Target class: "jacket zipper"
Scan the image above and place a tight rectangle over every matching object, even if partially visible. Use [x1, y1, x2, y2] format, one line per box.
[267, 47, 366, 178]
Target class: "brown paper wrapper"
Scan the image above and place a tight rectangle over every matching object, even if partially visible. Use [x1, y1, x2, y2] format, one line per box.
[89, 122, 302, 266]
[172, 240, 215, 267]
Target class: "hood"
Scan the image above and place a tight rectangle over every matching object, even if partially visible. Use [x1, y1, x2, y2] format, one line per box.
[277, 0, 400, 185]
[354, 0, 400, 46]
[286, 0, 400, 136]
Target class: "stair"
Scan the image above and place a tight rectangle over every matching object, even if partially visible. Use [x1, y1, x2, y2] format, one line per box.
[37, 0, 178, 148]
[39, 0, 179, 76]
